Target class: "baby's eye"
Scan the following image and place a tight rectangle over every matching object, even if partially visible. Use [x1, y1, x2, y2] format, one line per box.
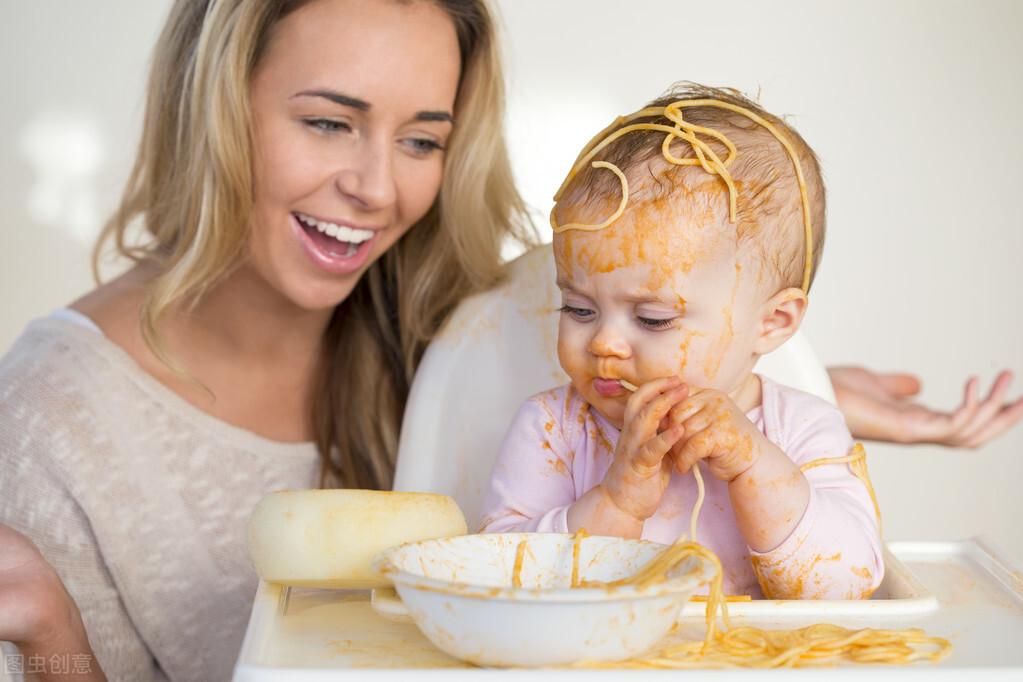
[558, 305, 595, 322]
[303, 118, 352, 134]
[637, 316, 676, 331]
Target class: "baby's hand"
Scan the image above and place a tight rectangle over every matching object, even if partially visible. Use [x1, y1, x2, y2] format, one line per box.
[601, 377, 689, 522]
[669, 389, 767, 482]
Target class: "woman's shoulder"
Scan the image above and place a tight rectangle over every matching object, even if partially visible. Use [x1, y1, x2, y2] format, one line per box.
[0, 270, 165, 464]
[0, 315, 110, 398]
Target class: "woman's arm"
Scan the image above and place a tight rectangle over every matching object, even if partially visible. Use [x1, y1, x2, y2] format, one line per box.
[828, 366, 1023, 447]
[0, 524, 106, 681]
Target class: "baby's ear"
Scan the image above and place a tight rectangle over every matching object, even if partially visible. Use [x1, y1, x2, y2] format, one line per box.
[754, 287, 808, 355]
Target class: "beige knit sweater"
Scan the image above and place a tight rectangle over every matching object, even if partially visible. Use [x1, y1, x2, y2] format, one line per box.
[0, 317, 319, 681]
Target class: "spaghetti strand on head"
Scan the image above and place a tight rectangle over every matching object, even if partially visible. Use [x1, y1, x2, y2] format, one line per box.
[550, 98, 816, 293]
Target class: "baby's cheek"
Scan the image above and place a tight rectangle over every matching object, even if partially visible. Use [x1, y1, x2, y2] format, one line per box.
[556, 328, 589, 382]
[636, 331, 704, 385]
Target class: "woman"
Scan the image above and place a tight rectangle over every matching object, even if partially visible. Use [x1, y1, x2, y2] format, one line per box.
[1, 1, 1020, 680]
[0, 1, 530, 679]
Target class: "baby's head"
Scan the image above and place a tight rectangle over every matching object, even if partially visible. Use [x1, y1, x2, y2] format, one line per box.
[551, 83, 826, 427]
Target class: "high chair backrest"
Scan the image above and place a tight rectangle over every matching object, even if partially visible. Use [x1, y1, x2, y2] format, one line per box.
[393, 245, 835, 529]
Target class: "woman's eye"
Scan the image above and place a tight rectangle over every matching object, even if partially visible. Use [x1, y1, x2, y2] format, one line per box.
[303, 118, 351, 134]
[637, 316, 675, 330]
[402, 137, 445, 156]
[558, 305, 594, 321]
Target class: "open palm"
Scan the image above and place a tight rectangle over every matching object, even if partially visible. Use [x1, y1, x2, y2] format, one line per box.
[828, 366, 1023, 448]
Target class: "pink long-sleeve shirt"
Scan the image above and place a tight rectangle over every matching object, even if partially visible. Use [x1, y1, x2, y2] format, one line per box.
[480, 376, 884, 599]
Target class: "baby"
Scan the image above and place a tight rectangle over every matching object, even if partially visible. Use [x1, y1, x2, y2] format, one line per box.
[480, 84, 884, 600]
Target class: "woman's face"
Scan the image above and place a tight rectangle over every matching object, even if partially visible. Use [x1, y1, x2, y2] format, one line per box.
[246, 0, 460, 311]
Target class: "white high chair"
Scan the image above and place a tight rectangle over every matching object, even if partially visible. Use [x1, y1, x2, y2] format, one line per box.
[393, 244, 835, 528]
[235, 244, 1023, 676]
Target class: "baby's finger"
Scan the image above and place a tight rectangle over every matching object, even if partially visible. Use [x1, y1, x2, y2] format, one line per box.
[619, 385, 688, 455]
[636, 424, 687, 469]
[667, 393, 706, 428]
[623, 376, 682, 425]
[633, 385, 690, 435]
[672, 425, 712, 475]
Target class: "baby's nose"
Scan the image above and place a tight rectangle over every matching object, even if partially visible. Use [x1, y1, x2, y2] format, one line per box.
[588, 325, 631, 359]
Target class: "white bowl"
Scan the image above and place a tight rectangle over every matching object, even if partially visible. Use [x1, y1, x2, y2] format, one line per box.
[372, 532, 713, 667]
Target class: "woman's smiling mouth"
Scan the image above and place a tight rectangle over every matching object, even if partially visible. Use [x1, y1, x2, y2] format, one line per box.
[291, 212, 378, 275]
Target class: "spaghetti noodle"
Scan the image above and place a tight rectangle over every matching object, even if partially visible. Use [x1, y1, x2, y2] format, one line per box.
[558, 377, 948, 666]
[567, 459, 950, 668]
[502, 380, 946, 666]
[512, 539, 528, 588]
[550, 99, 816, 293]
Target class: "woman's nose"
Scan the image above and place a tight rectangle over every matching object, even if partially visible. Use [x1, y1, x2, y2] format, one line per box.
[587, 322, 631, 359]
[334, 141, 396, 211]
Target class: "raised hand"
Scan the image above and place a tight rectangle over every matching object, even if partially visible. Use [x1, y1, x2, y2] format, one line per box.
[828, 366, 1023, 448]
[600, 376, 690, 521]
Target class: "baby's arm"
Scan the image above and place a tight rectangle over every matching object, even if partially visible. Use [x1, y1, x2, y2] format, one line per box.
[671, 389, 883, 599]
[567, 377, 688, 538]
[480, 379, 689, 537]
[745, 403, 884, 599]
[478, 394, 580, 533]
[670, 390, 810, 550]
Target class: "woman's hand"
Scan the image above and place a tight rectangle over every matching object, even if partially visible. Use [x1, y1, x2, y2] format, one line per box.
[828, 366, 1023, 448]
[0, 523, 105, 680]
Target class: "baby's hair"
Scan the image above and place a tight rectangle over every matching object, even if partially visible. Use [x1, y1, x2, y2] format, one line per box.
[555, 83, 826, 292]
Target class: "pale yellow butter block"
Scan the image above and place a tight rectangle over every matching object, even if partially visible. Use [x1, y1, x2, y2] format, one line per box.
[247, 489, 467, 589]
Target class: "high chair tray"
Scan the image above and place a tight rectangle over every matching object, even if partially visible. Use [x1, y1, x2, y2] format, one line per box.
[233, 538, 1023, 680]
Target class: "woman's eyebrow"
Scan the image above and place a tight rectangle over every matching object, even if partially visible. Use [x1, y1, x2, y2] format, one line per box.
[291, 89, 453, 123]
[415, 110, 454, 124]
[293, 89, 369, 110]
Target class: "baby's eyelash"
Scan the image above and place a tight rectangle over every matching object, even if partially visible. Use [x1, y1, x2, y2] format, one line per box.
[557, 304, 594, 319]
[637, 316, 675, 330]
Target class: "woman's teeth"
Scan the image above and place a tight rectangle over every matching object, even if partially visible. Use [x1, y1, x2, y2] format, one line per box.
[295, 212, 374, 246]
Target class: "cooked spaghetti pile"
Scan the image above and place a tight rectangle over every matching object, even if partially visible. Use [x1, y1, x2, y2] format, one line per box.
[576, 463, 950, 668]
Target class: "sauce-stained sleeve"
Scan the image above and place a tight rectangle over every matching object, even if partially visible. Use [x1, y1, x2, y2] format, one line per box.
[478, 395, 578, 534]
[749, 397, 884, 600]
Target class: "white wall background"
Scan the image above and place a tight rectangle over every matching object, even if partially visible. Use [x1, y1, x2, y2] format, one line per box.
[1, 1, 1020, 563]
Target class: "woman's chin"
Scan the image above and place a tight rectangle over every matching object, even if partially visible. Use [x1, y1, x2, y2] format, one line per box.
[284, 275, 361, 313]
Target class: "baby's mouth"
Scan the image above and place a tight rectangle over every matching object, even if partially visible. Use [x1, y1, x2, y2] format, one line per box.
[593, 377, 629, 398]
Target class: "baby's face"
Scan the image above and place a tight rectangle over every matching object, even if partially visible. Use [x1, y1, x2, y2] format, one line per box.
[553, 194, 768, 428]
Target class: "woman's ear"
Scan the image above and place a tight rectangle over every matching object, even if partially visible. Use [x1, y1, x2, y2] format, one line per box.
[754, 287, 808, 355]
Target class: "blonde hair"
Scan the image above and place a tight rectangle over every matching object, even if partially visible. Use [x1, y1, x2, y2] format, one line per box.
[94, 0, 534, 489]
[558, 83, 826, 292]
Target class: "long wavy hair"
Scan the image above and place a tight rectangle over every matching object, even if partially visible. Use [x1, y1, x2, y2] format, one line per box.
[94, 0, 534, 489]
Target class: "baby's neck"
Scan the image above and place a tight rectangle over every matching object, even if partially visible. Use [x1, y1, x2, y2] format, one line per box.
[728, 373, 763, 413]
